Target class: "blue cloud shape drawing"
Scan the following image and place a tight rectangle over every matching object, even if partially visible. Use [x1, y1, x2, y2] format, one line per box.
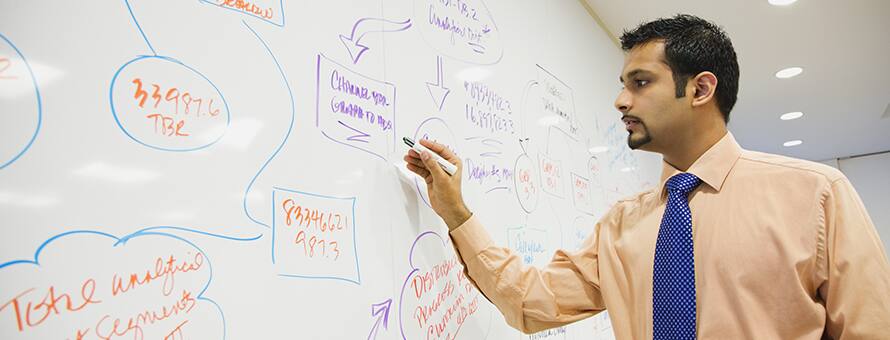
[0, 227, 259, 339]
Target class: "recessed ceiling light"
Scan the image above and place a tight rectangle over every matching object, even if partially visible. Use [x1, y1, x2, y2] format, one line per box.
[780, 111, 804, 120]
[783, 140, 803, 147]
[768, 0, 798, 5]
[775, 67, 803, 79]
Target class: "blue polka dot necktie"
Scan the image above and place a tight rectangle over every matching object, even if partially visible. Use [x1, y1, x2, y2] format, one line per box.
[653, 173, 701, 340]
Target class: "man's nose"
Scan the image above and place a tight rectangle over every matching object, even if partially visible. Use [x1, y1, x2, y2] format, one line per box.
[614, 88, 632, 113]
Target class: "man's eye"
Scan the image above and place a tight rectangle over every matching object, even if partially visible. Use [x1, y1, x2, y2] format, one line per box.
[635, 80, 649, 87]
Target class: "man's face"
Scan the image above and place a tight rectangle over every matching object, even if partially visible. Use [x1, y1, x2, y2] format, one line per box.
[614, 41, 691, 152]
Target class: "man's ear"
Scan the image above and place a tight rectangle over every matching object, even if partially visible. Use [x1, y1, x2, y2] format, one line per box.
[690, 71, 718, 108]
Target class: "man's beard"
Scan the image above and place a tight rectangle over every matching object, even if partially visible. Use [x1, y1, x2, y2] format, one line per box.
[627, 124, 652, 150]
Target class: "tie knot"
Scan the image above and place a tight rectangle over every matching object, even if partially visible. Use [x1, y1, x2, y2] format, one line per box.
[665, 173, 701, 195]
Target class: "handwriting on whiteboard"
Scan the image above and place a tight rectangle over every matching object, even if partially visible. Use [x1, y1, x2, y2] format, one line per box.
[528, 326, 568, 340]
[110, 56, 230, 152]
[200, 0, 285, 27]
[508, 226, 549, 265]
[399, 232, 485, 340]
[540, 154, 564, 197]
[463, 81, 514, 135]
[131, 78, 222, 137]
[571, 172, 595, 215]
[316, 54, 396, 161]
[272, 187, 360, 285]
[0, 230, 225, 339]
[416, 0, 503, 64]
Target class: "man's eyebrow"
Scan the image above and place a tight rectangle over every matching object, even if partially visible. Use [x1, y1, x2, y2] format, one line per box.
[619, 69, 652, 83]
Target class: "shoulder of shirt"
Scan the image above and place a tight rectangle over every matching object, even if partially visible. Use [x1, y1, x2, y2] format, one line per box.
[610, 187, 660, 215]
[614, 187, 659, 204]
[738, 149, 846, 183]
[600, 187, 661, 225]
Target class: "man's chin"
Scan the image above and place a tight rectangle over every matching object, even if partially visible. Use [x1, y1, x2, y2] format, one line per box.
[627, 134, 652, 150]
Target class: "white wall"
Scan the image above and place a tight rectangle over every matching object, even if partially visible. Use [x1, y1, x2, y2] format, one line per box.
[823, 152, 890, 258]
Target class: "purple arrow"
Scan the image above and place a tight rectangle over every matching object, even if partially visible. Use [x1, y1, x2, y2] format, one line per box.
[426, 56, 450, 111]
[367, 298, 393, 340]
[340, 17, 412, 64]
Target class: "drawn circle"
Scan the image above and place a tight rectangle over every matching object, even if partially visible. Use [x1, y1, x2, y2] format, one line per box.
[414, 0, 504, 65]
[110, 55, 230, 152]
[0, 33, 42, 169]
[413, 117, 457, 208]
[513, 153, 539, 213]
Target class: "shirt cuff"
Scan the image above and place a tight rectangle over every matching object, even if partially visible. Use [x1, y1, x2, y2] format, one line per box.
[448, 214, 494, 259]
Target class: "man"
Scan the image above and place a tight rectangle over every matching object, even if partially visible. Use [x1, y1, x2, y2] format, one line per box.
[403, 14, 890, 339]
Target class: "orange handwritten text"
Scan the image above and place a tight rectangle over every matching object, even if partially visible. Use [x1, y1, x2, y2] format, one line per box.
[427, 293, 479, 339]
[218, 0, 274, 19]
[1, 279, 101, 333]
[541, 157, 562, 194]
[573, 175, 589, 203]
[131, 78, 220, 138]
[414, 279, 455, 328]
[146, 113, 189, 137]
[282, 199, 346, 261]
[112, 252, 205, 297]
[92, 289, 196, 340]
[518, 167, 536, 198]
[164, 320, 189, 340]
[405, 256, 480, 339]
[411, 258, 458, 300]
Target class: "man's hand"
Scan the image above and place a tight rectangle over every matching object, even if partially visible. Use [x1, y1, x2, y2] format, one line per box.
[403, 139, 472, 230]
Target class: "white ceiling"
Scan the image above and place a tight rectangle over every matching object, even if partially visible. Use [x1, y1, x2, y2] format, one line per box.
[585, 0, 890, 161]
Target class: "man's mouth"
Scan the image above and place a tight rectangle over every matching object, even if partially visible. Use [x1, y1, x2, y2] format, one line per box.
[622, 116, 642, 130]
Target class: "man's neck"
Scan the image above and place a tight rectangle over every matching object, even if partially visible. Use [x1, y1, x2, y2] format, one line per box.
[662, 125, 728, 172]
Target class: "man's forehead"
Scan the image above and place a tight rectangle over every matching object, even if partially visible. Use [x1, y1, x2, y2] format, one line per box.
[620, 42, 669, 79]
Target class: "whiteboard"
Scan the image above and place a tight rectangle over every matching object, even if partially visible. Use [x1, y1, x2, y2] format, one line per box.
[838, 152, 890, 258]
[0, 0, 660, 339]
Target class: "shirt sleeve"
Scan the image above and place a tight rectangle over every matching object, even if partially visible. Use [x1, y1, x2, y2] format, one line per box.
[819, 177, 890, 339]
[448, 210, 611, 334]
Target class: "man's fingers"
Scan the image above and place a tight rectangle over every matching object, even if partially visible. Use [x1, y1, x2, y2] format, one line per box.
[404, 154, 424, 168]
[420, 150, 448, 181]
[406, 163, 430, 179]
[419, 139, 459, 164]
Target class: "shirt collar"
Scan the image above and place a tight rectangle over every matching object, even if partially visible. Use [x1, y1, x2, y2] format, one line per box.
[658, 131, 742, 198]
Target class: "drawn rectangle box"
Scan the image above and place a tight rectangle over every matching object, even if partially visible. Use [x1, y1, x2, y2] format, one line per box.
[540, 154, 564, 198]
[571, 172, 595, 215]
[536, 64, 579, 139]
[272, 187, 360, 285]
[316, 54, 396, 161]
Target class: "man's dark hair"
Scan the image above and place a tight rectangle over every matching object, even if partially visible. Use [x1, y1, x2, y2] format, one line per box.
[620, 14, 740, 122]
